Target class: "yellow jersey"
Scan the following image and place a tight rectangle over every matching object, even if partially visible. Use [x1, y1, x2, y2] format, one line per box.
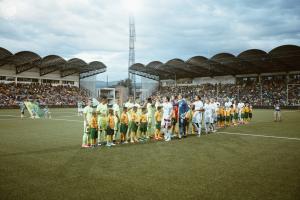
[155, 111, 162, 122]
[140, 113, 147, 123]
[226, 109, 231, 116]
[131, 111, 139, 123]
[241, 107, 245, 114]
[121, 112, 128, 125]
[107, 115, 115, 129]
[219, 108, 224, 116]
[244, 106, 250, 113]
[90, 116, 98, 129]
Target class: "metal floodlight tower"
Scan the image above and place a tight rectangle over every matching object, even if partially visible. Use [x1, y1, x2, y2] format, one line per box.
[128, 14, 136, 99]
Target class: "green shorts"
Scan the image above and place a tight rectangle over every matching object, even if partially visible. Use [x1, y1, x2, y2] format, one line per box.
[230, 114, 234, 121]
[241, 113, 245, 119]
[131, 121, 138, 132]
[156, 121, 161, 130]
[226, 116, 230, 122]
[120, 123, 128, 133]
[90, 128, 98, 139]
[244, 112, 249, 119]
[140, 122, 148, 132]
[234, 113, 238, 120]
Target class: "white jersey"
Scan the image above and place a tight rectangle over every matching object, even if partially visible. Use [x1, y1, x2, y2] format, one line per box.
[237, 102, 244, 109]
[193, 100, 204, 111]
[204, 103, 212, 116]
[113, 104, 120, 115]
[134, 103, 140, 109]
[204, 103, 212, 123]
[192, 100, 203, 123]
[155, 101, 161, 109]
[225, 101, 232, 108]
[125, 101, 134, 111]
[162, 102, 173, 119]
[210, 102, 217, 114]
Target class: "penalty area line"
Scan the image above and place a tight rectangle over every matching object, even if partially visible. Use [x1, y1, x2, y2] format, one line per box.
[218, 131, 300, 141]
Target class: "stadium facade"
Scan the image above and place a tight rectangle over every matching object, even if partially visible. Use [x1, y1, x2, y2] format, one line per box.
[130, 44, 300, 99]
[0, 47, 106, 96]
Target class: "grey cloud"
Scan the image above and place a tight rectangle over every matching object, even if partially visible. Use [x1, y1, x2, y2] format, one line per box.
[0, 0, 299, 81]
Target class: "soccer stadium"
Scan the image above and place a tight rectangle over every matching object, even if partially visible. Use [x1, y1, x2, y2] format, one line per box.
[0, 1, 300, 200]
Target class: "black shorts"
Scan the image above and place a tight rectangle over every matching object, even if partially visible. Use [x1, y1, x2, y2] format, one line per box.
[106, 127, 114, 135]
[140, 122, 148, 132]
[249, 113, 252, 118]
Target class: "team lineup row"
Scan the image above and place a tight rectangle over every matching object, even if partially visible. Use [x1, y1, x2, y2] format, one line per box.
[81, 95, 253, 148]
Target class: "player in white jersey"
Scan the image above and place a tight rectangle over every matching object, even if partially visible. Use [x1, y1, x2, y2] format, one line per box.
[155, 96, 161, 110]
[210, 98, 217, 133]
[237, 102, 244, 123]
[192, 95, 204, 137]
[203, 99, 213, 134]
[112, 99, 120, 142]
[146, 98, 155, 138]
[77, 101, 84, 116]
[82, 99, 93, 148]
[225, 99, 232, 109]
[162, 96, 173, 141]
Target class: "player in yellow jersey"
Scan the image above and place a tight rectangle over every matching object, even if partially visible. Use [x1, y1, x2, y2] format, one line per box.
[89, 112, 98, 147]
[249, 105, 253, 121]
[139, 107, 148, 141]
[240, 106, 245, 124]
[130, 106, 139, 143]
[106, 109, 115, 147]
[225, 107, 231, 127]
[244, 103, 250, 123]
[219, 106, 225, 128]
[154, 106, 163, 140]
[120, 107, 129, 144]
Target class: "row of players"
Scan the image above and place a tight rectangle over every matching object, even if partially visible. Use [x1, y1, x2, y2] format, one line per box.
[81, 95, 253, 148]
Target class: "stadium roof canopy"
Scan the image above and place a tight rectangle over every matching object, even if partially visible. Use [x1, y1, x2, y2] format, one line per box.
[129, 44, 300, 80]
[0, 47, 107, 79]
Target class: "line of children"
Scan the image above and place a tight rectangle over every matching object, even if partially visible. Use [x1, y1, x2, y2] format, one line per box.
[81, 97, 253, 148]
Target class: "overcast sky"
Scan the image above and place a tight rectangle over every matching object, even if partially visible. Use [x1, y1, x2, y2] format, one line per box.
[1, 0, 300, 81]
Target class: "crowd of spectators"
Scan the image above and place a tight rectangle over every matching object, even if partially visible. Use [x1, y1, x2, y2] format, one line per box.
[154, 76, 300, 106]
[0, 75, 299, 108]
[0, 83, 90, 107]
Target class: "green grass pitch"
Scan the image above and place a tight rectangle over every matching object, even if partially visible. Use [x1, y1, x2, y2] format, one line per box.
[0, 109, 299, 200]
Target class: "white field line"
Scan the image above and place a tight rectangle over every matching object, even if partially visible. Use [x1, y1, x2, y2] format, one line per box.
[218, 131, 300, 141]
[54, 115, 80, 118]
[51, 112, 77, 114]
[50, 118, 82, 122]
[0, 115, 20, 117]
